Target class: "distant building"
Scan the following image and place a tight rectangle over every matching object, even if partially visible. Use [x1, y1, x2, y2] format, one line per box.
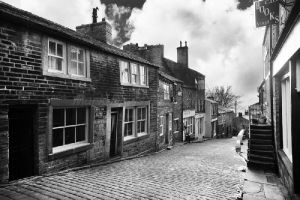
[204, 98, 218, 138]
[217, 107, 235, 138]
[232, 113, 249, 136]
[124, 41, 206, 142]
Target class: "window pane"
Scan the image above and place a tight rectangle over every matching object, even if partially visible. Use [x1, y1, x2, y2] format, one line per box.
[127, 123, 133, 136]
[65, 127, 75, 144]
[141, 121, 145, 132]
[78, 50, 84, 61]
[125, 109, 128, 122]
[56, 58, 62, 71]
[66, 108, 76, 125]
[48, 56, 55, 70]
[53, 128, 63, 147]
[70, 61, 77, 75]
[49, 41, 56, 55]
[71, 49, 77, 61]
[137, 122, 141, 133]
[77, 108, 86, 124]
[76, 125, 85, 142]
[142, 108, 146, 119]
[129, 109, 133, 121]
[137, 108, 142, 120]
[78, 63, 84, 76]
[53, 109, 64, 127]
[57, 43, 63, 57]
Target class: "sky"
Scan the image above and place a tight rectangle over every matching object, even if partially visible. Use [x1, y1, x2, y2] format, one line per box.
[3, 0, 265, 112]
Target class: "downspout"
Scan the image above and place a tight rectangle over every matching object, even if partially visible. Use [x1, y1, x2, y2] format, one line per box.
[269, 24, 279, 174]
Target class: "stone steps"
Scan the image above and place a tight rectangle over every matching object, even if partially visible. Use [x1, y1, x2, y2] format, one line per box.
[247, 125, 276, 172]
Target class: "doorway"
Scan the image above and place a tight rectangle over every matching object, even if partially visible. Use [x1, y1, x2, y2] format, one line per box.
[110, 110, 122, 157]
[9, 105, 35, 181]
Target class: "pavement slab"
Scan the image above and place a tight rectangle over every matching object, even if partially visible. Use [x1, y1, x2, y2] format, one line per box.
[0, 138, 246, 200]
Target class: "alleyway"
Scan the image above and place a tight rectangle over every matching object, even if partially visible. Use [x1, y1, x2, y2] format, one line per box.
[0, 138, 246, 200]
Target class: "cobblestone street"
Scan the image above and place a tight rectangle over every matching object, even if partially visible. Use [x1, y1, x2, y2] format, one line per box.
[0, 138, 246, 200]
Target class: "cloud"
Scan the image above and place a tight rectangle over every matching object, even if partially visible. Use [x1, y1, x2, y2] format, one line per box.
[2, 0, 105, 30]
[129, 0, 265, 110]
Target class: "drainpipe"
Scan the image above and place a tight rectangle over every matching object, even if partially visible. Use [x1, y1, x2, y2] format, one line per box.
[269, 24, 278, 174]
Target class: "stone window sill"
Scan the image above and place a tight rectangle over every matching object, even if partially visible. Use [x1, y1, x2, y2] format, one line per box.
[48, 143, 93, 161]
[124, 134, 149, 145]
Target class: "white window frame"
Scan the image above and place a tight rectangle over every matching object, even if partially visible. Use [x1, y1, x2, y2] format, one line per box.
[69, 46, 86, 77]
[51, 107, 89, 154]
[124, 106, 149, 141]
[120, 60, 130, 84]
[47, 38, 66, 74]
[163, 83, 170, 100]
[130, 63, 139, 85]
[124, 108, 135, 140]
[137, 107, 147, 136]
[43, 37, 90, 82]
[119, 60, 148, 87]
[140, 65, 147, 86]
[160, 116, 164, 136]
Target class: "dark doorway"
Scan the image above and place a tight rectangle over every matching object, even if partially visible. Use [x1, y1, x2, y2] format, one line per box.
[9, 105, 35, 181]
[110, 110, 121, 157]
[165, 113, 169, 144]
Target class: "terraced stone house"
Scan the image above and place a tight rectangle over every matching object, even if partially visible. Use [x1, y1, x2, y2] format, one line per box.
[0, 2, 159, 183]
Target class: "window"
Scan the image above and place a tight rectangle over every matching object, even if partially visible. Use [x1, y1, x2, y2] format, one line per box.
[124, 106, 148, 140]
[174, 118, 179, 132]
[140, 66, 147, 86]
[44, 38, 90, 81]
[52, 107, 89, 153]
[184, 117, 194, 135]
[163, 83, 170, 100]
[137, 107, 147, 135]
[120, 61, 130, 84]
[48, 39, 65, 72]
[131, 63, 138, 84]
[70, 47, 85, 76]
[160, 116, 164, 136]
[124, 108, 134, 137]
[120, 61, 148, 86]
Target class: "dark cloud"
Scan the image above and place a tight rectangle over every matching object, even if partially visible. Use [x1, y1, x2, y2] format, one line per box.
[100, 0, 146, 9]
[100, 0, 146, 46]
[236, 0, 253, 10]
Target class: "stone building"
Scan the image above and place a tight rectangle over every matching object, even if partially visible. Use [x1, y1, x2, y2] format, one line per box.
[0, 2, 159, 183]
[204, 98, 218, 138]
[157, 71, 183, 150]
[123, 42, 206, 142]
[254, 0, 300, 197]
[217, 107, 234, 138]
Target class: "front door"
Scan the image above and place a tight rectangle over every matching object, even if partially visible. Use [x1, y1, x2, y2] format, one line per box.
[9, 105, 35, 181]
[110, 112, 119, 157]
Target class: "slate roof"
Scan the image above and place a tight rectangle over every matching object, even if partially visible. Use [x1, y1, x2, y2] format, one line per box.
[162, 58, 205, 88]
[0, 1, 159, 68]
[158, 71, 183, 83]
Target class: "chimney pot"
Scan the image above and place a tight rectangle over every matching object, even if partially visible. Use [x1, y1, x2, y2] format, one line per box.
[102, 18, 105, 22]
[185, 41, 187, 47]
[180, 41, 182, 47]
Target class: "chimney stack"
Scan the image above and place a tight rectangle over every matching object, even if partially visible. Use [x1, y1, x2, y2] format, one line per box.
[76, 8, 112, 44]
[177, 41, 188, 67]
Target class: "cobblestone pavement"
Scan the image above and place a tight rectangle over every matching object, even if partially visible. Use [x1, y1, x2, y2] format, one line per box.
[0, 138, 246, 200]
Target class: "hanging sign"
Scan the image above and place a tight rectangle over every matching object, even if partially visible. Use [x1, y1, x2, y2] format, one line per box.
[255, 0, 279, 27]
